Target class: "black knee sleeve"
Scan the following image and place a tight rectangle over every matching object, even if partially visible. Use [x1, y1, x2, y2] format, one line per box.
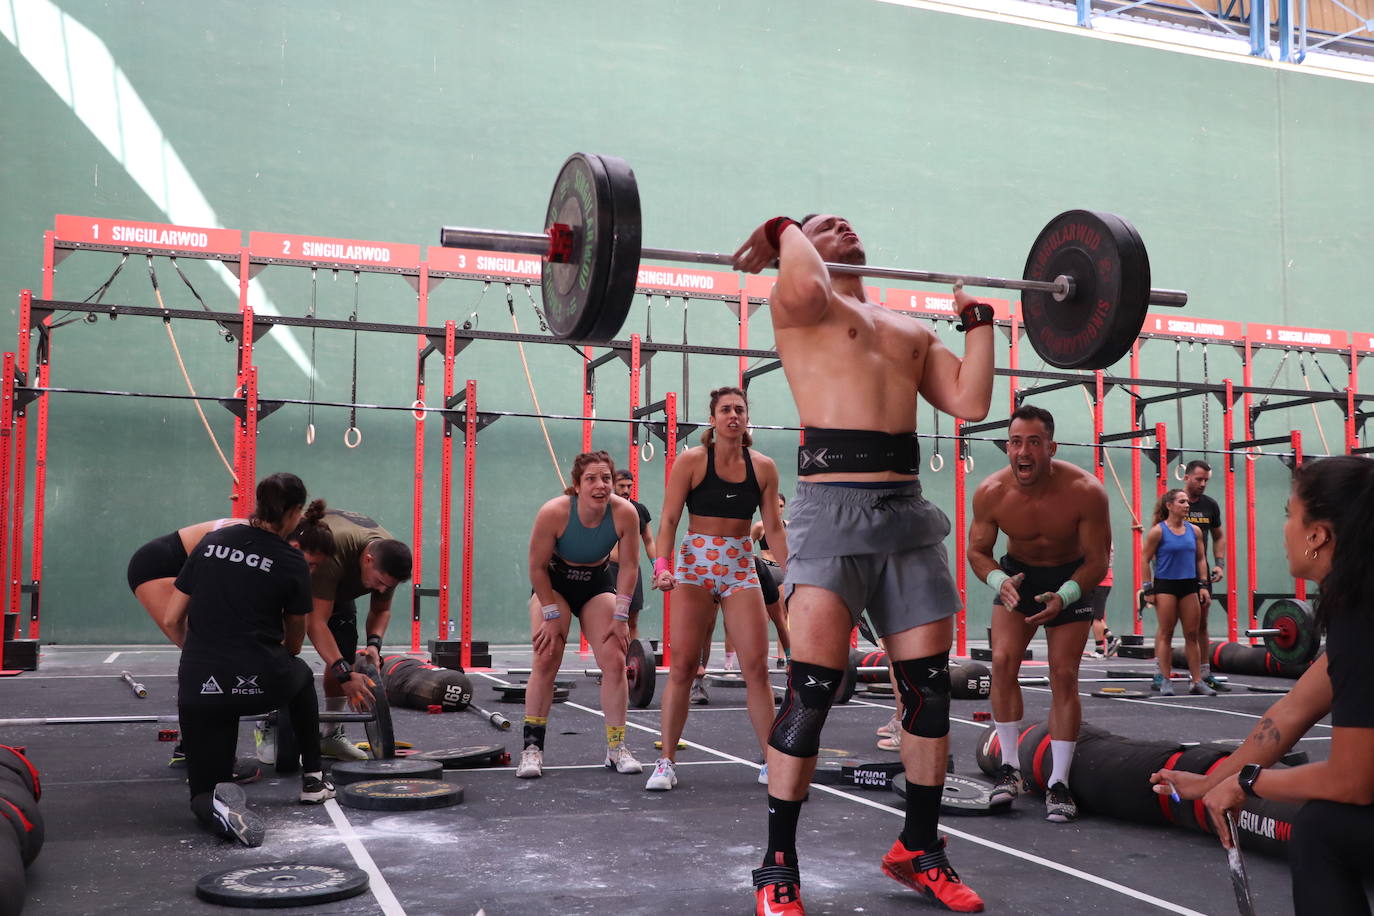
[768, 660, 843, 758]
[892, 652, 951, 739]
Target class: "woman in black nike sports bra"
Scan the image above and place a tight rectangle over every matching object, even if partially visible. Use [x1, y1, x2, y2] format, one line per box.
[646, 386, 788, 791]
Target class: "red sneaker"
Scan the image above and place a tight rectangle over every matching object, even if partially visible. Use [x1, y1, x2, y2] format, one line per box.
[881, 837, 984, 912]
[752, 863, 805, 915]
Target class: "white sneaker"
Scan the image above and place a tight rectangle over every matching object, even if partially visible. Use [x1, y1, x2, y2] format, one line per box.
[516, 745, 544, 779]
[758, 763, 769, 786]
[876, 715, 899, 739]
[645, 757, 678, 791]
[253, 719, 277, 765]
[605, 743, 643, 774]
[320, 727, 368, 761]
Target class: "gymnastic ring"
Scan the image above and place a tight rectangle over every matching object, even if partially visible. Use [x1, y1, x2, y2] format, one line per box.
[1174, 463, 1186, 481]
[411, 399, 427, 421]
[1245, 448, 1258, 462]
[344, 427, 363, 449]
[963, 455, 975, 473]
[929, 452, 944, 473]
[305, 423, 315, 446]
[641, 439, 655, 463]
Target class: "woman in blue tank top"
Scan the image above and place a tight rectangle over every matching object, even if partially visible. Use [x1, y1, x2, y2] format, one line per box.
[1140, 488, 1212, 696]
[520, 450, 647, 780]
[646, 386, 788, 792]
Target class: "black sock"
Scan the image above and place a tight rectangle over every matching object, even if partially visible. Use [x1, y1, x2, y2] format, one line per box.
[899, 782, 943, 852]
[764, 794, 803, 868]
[522, 720, 547, 751]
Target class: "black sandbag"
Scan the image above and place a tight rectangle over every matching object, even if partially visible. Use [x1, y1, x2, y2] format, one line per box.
[1210, 641, 1310, 679]
[0, 787, 43, 867]
[0, 748, 38, 801]
[974, 721, 1304, 856]
[0, 818, 24, 916]
[382, 656, 474, 711]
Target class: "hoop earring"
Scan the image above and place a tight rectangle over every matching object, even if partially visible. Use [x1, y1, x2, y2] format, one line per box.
[1305, 548, 1319, 560]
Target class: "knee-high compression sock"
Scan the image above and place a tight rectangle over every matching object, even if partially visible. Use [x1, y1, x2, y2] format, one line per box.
[764, 795, 804, 869]
[900, 782, 943, 852]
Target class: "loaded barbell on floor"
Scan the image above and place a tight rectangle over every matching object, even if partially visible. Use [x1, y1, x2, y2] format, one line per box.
[439, 152, 1189, 369]
[1244, 598, 1321, 666]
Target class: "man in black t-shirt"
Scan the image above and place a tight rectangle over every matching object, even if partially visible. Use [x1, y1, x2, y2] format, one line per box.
[1182, 460, 1227, 691]
[167, 515, 336, 846]
[610, 469, 658, 640]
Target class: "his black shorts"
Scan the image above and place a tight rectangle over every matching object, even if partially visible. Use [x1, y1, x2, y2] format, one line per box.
[992, 554, 1093, 628]
[327, 597, 359, 660]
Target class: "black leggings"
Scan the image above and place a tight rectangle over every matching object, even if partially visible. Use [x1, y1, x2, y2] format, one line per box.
[180, 656, 321, 799]
[1290, 799, 1374, 915]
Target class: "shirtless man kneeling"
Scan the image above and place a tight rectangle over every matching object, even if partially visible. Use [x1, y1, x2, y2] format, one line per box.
[967, 405, 1111, 823]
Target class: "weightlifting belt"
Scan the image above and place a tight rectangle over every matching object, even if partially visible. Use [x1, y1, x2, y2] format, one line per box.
[797, 428, 919, 476]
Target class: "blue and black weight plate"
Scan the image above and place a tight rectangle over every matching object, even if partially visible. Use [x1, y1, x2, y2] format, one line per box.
[541, 152, 641, 342]
[195, 862, 369, 909]
[1022, 210, 1151, 370]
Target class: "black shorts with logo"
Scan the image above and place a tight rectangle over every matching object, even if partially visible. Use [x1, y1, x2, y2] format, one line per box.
[992, 554, 1093, 628]
[543, 556, 616, 617]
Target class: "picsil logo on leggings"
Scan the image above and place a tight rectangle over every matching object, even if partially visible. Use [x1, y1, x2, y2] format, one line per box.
[202, 544, 275, 572]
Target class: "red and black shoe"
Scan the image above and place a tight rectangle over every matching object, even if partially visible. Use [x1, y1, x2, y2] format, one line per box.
[881, 836, 984, 912]
[752, 862, 805, 915]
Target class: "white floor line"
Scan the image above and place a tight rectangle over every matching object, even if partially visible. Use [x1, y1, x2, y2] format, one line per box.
[557, 698, 1206, 914]
[466, 759, 736, 773]
[323, 799, 407, 916]
[103, 652, 120, 663]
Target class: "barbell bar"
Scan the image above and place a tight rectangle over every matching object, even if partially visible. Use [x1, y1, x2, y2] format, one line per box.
[438, 225, 1187, 309]
[438, 152, 1190, 369]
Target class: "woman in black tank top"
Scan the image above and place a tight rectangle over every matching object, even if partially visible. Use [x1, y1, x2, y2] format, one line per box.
[645, 387, 789, 791]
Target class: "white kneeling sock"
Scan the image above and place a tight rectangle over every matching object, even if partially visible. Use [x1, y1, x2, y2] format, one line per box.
[993, 720, 1022, 768]
[1049, 739, 1077, 787]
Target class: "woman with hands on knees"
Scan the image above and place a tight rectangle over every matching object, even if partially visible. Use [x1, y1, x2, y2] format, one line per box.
[520, 451, 645, 780]
[1150, 455, 1374, 915]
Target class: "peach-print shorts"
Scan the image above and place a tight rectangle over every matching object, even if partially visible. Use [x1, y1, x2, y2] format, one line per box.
[674, 533, 760, 599]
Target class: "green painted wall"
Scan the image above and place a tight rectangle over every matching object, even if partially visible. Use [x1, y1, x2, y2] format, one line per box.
[1, 0, 1369, 645]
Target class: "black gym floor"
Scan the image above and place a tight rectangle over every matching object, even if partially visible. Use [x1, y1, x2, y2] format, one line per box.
[2, 644, 1317, 915]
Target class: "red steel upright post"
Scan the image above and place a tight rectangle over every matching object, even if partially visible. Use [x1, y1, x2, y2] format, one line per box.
[663, 392, 677, 669]
[7, 295, 32, 633]
[0, 353, 14, 621]
[461, 378, 477, 670]
[953, 417, 967, 657]
[236, 311, 258, 518]
[1223, 380, 1239, 642]
[410, 264, 430, 653]
[231, 247, 252, 511]
[28, 234, 56, 636]
[1093, 371, 1105, 486]
[437, 322, 456, 643]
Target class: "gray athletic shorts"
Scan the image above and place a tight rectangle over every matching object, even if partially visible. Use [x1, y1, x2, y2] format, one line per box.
[783, 480, 960, 637]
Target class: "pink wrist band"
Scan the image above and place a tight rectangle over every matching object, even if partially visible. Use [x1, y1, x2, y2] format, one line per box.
[654, 557, 671, 576]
